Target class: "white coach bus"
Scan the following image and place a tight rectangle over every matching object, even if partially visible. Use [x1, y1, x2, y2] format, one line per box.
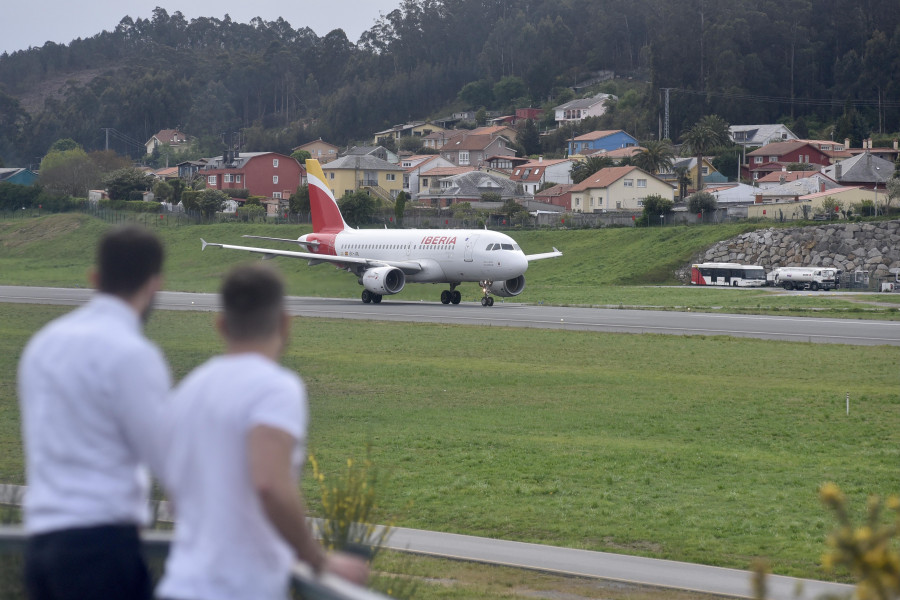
[690, 262, 767, 287]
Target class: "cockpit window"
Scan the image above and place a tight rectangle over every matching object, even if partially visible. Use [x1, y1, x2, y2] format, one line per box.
[513, 244, 521, 251]
[486, 243, 495, 250]
[501, 243, 513, 250]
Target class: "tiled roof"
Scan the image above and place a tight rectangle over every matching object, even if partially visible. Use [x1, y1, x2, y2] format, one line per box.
[535, 183, 575, 198]
[756, 170, 820, 183]
[573, 130, 624, 142]
[423, 166, 475, 177]
[443, 134, 502, 152]
[569, 166, 642, 192]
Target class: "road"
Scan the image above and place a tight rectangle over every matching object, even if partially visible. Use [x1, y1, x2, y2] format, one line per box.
[1, 285, 899, 346]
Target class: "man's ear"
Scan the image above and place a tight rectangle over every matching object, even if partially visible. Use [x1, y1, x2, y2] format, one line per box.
[215, 313, 228, 339]
[88, 269, 99, 289]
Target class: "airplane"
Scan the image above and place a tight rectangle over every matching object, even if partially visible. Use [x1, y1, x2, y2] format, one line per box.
[201, 159, 562, 307]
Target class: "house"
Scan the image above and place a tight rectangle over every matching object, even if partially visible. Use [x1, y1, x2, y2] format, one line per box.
[200, 151, 304, 201]
[177, 159, 207, 181]
[293, 139, 340, 164]
[401, 154, 456, 197]
[373, 121, 446, 144]
[0, 168, 38, 186]
[344, 145, 399, 164]
[152, 166, 180, 180]
[846, 138, 900, 163]
[746, 139, 850, 180]
[729, 124, 798, 147]
[567, 130, 638, 156]
[416, 171, 521, 208]
[752, 174, 841, 202]
[534, 183, 575, 211]
[755, 170, 823, 189]
[554, 93, 617, 125]
[484, 155, 530, 173]
[568, 166, 675, 213]
[469, 125, 519, 143]
[420, 131, 456, 151]
[821, 151, 897, 188]
[515, 107, 543, 121]
[510, 159, 575, 195]
[746, 186, 879, 220]
[440, 133, 515, 168]
[145, 129, 190, 156]
[321, 154, 405, 201]
[657, 157, 722, 196]
[582, 146, 644, 164]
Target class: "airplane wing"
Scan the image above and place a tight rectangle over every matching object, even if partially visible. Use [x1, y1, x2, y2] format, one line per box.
[525, 247, 563, 262]
[201, 239, 424, 274]
[240, 235, 320, 250]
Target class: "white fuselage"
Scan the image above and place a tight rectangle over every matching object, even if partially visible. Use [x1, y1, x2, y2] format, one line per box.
[302, 228, 529, 284]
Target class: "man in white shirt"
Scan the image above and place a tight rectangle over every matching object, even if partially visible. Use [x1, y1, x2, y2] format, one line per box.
[157, 263, 368, 600]
[18, 225, 170, 600]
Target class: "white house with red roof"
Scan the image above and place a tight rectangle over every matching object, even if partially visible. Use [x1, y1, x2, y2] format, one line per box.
[145, 129, 191, 155]
[510, 158, 575, 195]
[401, 154, 456, 197]
[568, 166, 674, 213]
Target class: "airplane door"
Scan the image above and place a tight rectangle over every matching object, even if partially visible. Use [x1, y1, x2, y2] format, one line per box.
[464, 235, 478, 262]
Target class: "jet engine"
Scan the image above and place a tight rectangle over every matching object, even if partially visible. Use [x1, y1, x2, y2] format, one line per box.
[485, 275, 526, 297]
[361, 267, 406, 295]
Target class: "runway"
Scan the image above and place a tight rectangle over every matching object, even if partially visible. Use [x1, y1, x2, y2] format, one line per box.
[2, 285, 899, 346]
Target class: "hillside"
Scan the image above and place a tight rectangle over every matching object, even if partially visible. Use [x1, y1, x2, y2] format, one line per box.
[2, 0, 899, 165]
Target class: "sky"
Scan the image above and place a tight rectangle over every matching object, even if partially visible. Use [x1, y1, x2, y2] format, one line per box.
[0, 0, 403, 55]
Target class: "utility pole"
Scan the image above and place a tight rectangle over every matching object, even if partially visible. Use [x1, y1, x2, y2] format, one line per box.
[101, 128, 111, 151]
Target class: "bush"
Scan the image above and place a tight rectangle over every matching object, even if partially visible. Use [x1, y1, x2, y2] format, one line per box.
[124, 201, 163, 213]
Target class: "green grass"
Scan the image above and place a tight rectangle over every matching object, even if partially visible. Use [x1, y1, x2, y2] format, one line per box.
[2, 213, 899, 319]
[3, 304, 898, 583]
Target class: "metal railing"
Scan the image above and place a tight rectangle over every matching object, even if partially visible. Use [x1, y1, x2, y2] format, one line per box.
[0, 526, 387, 600]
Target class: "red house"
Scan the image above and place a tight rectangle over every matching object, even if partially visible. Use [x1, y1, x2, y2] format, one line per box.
[200, 151, 305, 200]
[745, 140, 850, 180]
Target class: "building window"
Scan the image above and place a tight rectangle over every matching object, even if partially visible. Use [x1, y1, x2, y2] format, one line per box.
[329, 173, 335, 179]
[754, 156, 763, 164]
[224, 174, 233, 183]
[235, 175, 241, 183]
[459, 152, 469, 165]
[701, 167, 709, 175]
[207, 175, 217, 186]
[273, 192, 282, 199]
[386, 173, 396, 181]
[273, 158, 279, 167]
[637, 179, 647, 188]
[637, 199, 644, 207]
[624, 178, 634, 187]
[273, 175, 279, 184]
[768, 156, 777, 162]
[421, 178, 429, 187]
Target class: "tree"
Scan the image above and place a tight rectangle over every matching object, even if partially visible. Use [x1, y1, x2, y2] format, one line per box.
[458, 79, 493, 108]
[481, 192, 502, 203]
[338, 191, 375, 226]
[884, 177, 900, 214]
[571, 156, 613, 184]
[674, 166, 692, 200]
[48, 138, 80, 153]
[393, 191, 407, 226]
[195, 188, 228, 217]
[152, 180, 173, 203]
[632, 140, 675, 174]
[819, 197, 843, 220]
[291, 150, 311, 163]
[398, 136, 423, 152]
[681, 115, 730, 191]
[103, 168, 154, 201]
[290, 185, 310, 214]
[39, 147, 99, 197]
[518, 119, 540, 156]
[640, 194, 674, 226]
[493, 76, 527, 107]
[501, 198, 527, 224]
[686, 191, 717, 216]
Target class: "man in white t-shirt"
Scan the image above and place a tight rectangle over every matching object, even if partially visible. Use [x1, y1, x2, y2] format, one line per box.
[18, 226, 170, 600]
[157, 263, 368, 600]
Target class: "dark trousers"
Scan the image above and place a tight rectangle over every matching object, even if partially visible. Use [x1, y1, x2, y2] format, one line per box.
[24, 524, 152, 600]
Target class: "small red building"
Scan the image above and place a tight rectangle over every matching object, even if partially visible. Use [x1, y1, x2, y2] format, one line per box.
[200, 151, 305, 200]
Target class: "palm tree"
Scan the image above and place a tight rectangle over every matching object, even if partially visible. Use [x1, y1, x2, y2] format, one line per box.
[681, 115, 730, 190]
[674, 166, 691, 201]
[570, 155, 614, 184]
[633, 139, 675, 174]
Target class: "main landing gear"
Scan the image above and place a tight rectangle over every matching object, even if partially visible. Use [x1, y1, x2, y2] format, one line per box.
[440, 285, 462, 305]
[361, 290, 383, 304]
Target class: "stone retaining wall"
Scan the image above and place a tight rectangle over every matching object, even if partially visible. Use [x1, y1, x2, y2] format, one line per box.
[679, 220, 900, 281]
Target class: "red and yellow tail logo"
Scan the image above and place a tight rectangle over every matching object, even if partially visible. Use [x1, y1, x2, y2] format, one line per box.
[306, 159, 349, 234]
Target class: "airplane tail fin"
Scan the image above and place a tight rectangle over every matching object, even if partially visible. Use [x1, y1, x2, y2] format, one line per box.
[305, 159, 350, 234]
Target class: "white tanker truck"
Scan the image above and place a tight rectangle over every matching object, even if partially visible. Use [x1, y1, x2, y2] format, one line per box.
[771, 266, 839, 291]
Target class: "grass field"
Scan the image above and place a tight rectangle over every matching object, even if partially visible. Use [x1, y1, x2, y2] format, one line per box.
[2, 303, 898, 585]
[2, 213, 899, 318]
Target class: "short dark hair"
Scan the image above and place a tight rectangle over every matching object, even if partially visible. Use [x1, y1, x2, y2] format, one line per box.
[97, 226, 164, 296]
[221, 264, 285, 341]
